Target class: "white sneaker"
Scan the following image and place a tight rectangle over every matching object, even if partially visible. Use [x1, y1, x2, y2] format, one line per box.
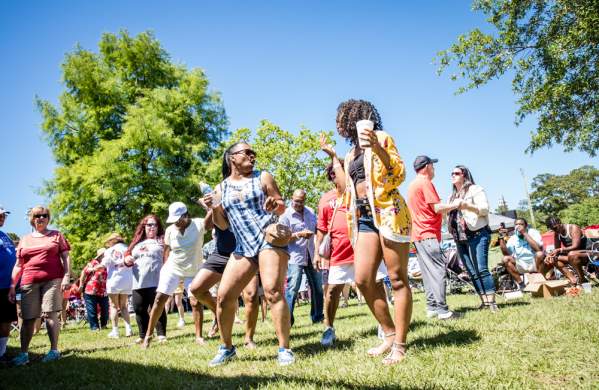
[426, 310, 438, 319]
[177, 319, 185, 329]
[125, 327, 132, 337]
[438, 311, 462, 320]
[107, 330, 119, 339]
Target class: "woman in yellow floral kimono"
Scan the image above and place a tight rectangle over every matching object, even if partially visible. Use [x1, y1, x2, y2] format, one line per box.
[321, 99, 412, 365]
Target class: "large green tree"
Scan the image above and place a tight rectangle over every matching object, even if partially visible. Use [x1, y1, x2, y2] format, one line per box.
[437, 0, 599, 155]
[560, 197, 599, 227]
[204, 120, 333, 209]
[38, 31, 228, 269]
[529, 165, 599, 216]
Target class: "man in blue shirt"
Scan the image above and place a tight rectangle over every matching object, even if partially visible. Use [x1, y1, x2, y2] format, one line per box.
[0, 205, 17, 359]
[280, 190, 324, 326]
[499, 218, 544, 290]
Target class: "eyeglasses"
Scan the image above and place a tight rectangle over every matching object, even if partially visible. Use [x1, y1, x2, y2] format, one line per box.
[451, 172, 463, 177]
[34, 214, 49, 219]
[145, 223, 157, 228]
[231, 149, 256, 158]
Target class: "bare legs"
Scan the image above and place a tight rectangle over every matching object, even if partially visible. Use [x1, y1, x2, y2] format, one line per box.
[242, 275, 260, 348]
[174, 293, 185, 325]
[189, 295, 204, 343]
[354, 231, 412, 364]
[216, 250, 290, 350]
[216, 256, 259, 349]
[108, 293, 131, 334]
[324, 284, 345, 328]
[18, 311, 61, 354]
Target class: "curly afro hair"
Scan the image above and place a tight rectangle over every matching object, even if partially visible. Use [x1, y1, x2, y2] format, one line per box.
[335, 99, 383, 146]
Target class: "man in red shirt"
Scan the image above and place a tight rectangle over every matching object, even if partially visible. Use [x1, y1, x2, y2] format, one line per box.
[407, 156, 460, 320]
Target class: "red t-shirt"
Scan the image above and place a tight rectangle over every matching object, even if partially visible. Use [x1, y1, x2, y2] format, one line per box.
[317, 190, 354, 266]
[17, 230, 71, 285]
[407, 175, 442, 241]
[81, 258, 108, 297]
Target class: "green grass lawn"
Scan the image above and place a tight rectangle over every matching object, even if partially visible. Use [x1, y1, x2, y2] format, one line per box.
[3, 287, 599, 390]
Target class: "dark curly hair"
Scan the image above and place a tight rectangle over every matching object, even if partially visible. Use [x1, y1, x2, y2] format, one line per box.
[336, 99, 383, 146]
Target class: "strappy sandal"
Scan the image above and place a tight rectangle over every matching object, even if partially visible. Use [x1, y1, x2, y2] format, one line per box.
[367, 332, 395, 357]
[382, 342, 406, 365]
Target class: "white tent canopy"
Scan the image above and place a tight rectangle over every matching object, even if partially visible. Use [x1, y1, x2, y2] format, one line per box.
[488, 213, 516, 231]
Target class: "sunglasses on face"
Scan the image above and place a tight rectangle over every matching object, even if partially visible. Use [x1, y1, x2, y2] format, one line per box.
[34, 214, 49, 219]
[231, 149, 256, 158]
[145, 223, 157, 228]
[451, 172, 463, 177]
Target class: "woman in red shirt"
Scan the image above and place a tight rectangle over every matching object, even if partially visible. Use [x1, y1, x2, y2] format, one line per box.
[9, 206, 71, 366]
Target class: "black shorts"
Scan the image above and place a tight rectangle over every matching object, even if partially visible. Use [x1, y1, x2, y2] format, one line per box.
[0, 288, 17, 323]
[201, 252, 230, 274]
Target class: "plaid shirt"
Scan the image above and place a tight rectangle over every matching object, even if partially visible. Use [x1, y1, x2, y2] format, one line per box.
[81, 258, 108, 297]
[222, 171, 274, 258]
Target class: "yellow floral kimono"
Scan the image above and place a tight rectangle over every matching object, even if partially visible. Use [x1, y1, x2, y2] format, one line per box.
[343, 130, 411, 246]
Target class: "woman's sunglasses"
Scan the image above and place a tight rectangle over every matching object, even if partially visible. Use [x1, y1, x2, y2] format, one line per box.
[451, 172, 463, 177]
[34, 214, 49, 219]
[145, 223, 158, 228]
[231, 149, 256, 158]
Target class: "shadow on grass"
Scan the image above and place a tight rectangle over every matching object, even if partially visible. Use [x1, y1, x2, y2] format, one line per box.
[1, 349, 423, 390]
[410, 328, 480, 350]
[333, 311, 370, 321]
[453, 300, 531, 314]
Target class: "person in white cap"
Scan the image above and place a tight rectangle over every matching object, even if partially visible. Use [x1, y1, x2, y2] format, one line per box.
[141, 202, 209, 348]
[0, 205, 17, 360]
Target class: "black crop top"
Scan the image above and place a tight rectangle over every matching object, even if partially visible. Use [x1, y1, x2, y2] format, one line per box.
[349, 151, 366, 185]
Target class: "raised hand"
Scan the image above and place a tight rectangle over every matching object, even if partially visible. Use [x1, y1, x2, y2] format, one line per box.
[320, 133, 336, 158]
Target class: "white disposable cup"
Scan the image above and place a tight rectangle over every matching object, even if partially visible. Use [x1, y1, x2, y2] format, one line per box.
[356, 120, 374, 148]
[582, 282, 591, 294]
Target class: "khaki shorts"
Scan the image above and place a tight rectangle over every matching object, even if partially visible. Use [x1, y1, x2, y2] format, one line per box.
[20, 278, 63, 320]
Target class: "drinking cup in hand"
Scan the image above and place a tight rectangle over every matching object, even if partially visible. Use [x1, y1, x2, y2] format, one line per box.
[356, 120, 374, 148]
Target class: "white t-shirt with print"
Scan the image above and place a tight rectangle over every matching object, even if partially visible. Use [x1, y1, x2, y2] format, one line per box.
[164, 218, 205, 277]
[131, 238, 164, 290]
[102, 242, 133, 294]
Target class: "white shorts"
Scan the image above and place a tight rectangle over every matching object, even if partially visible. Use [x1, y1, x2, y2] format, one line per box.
[157, 267, 193, 296]
[515, 260, 537, 274]
[328, 262, 388, 285]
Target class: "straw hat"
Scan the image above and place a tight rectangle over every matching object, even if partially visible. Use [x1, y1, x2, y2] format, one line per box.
[104, 232, 124, 246]
[95, 248, 106, 259]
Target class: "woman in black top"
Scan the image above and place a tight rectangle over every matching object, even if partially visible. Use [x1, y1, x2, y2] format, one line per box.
[545, 217, 590, 284]
[189, 209, 260, 347]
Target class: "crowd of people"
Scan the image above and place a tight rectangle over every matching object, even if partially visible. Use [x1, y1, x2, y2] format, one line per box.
[0, 99, 596, 369]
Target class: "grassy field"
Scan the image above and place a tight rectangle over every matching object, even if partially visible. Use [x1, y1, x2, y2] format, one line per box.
[2, 281, 599, 390]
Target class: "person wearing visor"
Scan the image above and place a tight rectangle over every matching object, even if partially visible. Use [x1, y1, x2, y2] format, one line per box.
[141, 202, 208, 348]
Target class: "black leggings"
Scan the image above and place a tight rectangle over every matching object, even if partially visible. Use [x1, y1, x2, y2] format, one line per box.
[132, 287, 167, 338]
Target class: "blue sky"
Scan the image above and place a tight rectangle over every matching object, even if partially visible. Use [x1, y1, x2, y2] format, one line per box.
[1, 1, 596, 237]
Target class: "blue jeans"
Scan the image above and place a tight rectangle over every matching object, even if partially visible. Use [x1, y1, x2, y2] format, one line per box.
[456, 228, 495, 295]
[285, 261, 324, 325]
[84, 293, 109, 330]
